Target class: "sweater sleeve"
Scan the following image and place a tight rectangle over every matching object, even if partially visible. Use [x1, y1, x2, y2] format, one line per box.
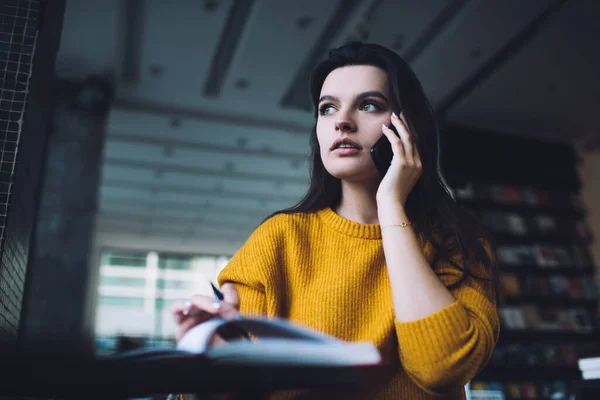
[394, 240, 500, 396]
[217, 217, 283, 317]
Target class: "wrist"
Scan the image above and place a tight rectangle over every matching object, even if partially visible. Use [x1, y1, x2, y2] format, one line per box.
[377, 201, 408, 224]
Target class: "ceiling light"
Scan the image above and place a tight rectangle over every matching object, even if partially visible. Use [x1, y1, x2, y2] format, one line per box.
[170, 118, 182, 129]
[470, 48, 483, 59]
[149, 64, 164, 76]
[163, 146, 174, 157]
[235, 79, 250, 90]
[237, 137, 248, 148]
[203, 0, 219, 13]
[296, 16, 313, 30]
[392, 34, 405, 51]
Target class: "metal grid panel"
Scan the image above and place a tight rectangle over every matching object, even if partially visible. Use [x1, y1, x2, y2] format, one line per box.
[0, 0, 40, 342]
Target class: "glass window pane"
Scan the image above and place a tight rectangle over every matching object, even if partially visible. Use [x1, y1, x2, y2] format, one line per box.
[106, 252, 147, 267]
[156, 279, 192, 290]
[98, 296, 144, 308]
[100, 276, 146, 287]
[158, 255, 193, 270]
[155, 298, 177, 310]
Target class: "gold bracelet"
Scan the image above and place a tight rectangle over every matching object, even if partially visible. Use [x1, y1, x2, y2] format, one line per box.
[381, 222, 413, 229]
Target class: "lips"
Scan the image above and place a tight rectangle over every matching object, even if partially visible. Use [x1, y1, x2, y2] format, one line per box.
[330, 138, 362, 151]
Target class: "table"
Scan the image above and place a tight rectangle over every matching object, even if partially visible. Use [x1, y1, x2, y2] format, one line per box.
[0, 356, 390, 399]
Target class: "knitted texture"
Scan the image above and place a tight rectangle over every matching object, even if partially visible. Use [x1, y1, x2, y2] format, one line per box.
[218, 208, 499, 399]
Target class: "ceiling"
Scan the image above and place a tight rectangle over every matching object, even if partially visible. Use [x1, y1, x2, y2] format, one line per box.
[54, 0, 600, 255]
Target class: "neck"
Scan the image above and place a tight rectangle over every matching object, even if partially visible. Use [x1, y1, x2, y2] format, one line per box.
[334, 180, 380, 224]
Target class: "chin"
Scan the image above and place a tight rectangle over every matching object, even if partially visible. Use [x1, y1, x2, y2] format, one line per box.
[325, 162, 379, 183]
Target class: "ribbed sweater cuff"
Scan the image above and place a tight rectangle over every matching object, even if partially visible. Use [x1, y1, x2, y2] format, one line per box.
[395, 301, 472, 364]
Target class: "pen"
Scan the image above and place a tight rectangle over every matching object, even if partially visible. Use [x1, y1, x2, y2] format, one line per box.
[210, 281, 225, 301]
[210, 281, 251, 341]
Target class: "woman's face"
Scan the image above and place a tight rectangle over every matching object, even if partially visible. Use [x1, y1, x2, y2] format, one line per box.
[316, 65, 396, 183]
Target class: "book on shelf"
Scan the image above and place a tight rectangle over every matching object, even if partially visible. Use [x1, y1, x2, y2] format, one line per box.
[499, 305, 595, 332]
[471, 379, 573, 399]
[497, 243, 594, 270]
[451, 181, 587, 215]
[498, 272, 600, 304]
[107, 317, 382, 368]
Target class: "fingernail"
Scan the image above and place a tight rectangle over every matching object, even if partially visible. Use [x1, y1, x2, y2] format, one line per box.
[183, 300, 192, 316]
[212, 300, 222, 310]
[382, 123, 387, 130]
[392, 112, 398, 119]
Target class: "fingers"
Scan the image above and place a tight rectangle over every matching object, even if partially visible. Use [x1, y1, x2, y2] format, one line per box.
[399, 112, 422, 168]
[381, 123, 405, 160]
[171, 296, 219, 341]
[189, 293, 224, 313]
[171, 300, 189, 324]
[171, 282, 243, 342]
[390, 112, 414, 165]
[171, 293, 241, 341]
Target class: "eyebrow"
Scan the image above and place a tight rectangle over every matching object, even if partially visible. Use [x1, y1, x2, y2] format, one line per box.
[318, 91, 389, 104]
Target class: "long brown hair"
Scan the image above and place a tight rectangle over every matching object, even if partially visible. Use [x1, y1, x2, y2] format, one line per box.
[267, 42, 499, 295]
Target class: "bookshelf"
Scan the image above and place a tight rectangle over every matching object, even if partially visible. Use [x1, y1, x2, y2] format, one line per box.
[451, 180, 598, 399]
[440, 126, 598, 400]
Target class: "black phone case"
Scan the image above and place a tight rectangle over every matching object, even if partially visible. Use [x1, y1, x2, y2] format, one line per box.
[370, 124, 400, 177]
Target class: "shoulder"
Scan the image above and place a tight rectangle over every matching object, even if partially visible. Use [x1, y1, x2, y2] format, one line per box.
[219, 211, 316, 283]
[233, 211, 316, 256]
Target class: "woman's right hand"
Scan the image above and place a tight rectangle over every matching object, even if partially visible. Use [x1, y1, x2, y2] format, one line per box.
[170, 283, 241, 341]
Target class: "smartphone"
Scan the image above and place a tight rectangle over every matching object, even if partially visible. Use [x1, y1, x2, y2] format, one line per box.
[370, 123, 400, 177]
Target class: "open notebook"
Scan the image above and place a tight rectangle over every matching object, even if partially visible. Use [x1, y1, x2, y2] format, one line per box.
[108, 317, 382, 367]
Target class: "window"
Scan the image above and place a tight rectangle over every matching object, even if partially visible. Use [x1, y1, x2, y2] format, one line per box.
[156, 279, 192, 290]
[98, 296, 144, 308]
[100, 276, 146, 287]
[104, 251, 147, 267]
[158, 255, 193, 271]
[95, 249, 231, 354]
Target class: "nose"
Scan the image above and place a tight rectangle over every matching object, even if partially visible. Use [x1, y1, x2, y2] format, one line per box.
[335, 117, 356, 133]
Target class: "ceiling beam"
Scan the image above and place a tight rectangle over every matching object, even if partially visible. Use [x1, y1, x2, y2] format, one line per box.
[97, 215, 250, 235]
[101, 179, 304, 203]
[112, 99, 313, 134]
[107, 133, 308, 161]
[203, 0, 257, 97]
[402, 0, 469, 63]
[99, 211, 258, 230]
[104, 158, 309, 184]
[119, 0, 145, 84]
[436, 0, 570, 115]
[279, 0, 377, 112]
[100, 196, 277, 217]
[96, 223, 245, 242]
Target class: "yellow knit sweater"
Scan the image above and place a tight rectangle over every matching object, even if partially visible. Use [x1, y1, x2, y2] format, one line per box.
[218, 208, 500, 399]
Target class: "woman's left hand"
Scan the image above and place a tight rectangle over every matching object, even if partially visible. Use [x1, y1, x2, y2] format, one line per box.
[375, 111, 422, 209]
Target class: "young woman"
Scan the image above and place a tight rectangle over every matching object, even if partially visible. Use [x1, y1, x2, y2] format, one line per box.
[172, 42, 500, 399]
